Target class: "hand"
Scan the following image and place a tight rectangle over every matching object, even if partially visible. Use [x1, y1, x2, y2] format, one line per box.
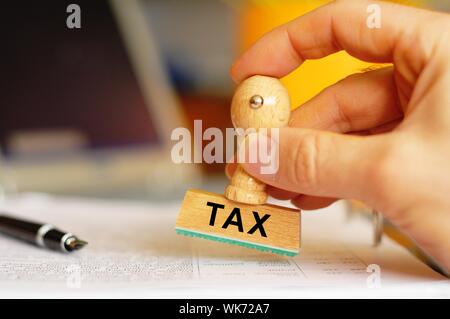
[227, 0, 450, 271]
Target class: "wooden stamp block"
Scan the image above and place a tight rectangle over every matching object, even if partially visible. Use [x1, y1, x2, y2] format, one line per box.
[176, 189, 301, 256]
[176, 75, 301, 256]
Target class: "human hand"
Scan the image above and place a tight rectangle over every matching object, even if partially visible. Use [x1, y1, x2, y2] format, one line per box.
[227, 0, 450, 271]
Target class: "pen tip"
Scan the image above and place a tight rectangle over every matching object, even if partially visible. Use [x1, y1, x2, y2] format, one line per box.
[66, 238, 88, 251]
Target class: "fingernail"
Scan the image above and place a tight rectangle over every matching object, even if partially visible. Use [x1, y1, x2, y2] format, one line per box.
[225, 167, 231, 179]
[225, 164, 234, 179]
[229, 62, 242, 84]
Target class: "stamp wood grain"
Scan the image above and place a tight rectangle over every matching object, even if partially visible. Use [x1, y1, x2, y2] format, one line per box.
[176, 189, 300, 252]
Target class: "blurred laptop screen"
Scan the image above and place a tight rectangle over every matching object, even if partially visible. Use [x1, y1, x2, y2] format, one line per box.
[0, 0, 160, 158]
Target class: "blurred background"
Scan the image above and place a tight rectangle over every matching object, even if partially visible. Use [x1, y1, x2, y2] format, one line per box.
[0, 0, 449, 202]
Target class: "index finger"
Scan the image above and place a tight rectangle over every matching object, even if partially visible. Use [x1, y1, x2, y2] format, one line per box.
[231, 0, 434, 83]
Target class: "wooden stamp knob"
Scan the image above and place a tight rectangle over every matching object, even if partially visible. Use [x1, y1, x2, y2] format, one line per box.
[225, 75, 291, 205]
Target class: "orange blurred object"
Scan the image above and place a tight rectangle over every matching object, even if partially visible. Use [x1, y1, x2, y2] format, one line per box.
[236, 0, 423, 108]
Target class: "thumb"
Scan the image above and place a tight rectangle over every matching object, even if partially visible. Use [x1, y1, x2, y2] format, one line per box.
[240, 127, 389, 203]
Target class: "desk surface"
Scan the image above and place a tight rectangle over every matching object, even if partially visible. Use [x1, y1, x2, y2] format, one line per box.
[0, 193, 448, 298]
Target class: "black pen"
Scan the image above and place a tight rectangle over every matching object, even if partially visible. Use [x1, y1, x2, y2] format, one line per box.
[0, 214, 87, 252]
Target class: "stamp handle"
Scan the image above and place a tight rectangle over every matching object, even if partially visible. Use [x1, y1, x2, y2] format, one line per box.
[225, 75, 291, 205]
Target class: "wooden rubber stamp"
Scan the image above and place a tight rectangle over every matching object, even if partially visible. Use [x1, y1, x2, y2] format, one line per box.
[176, 75, 301, 256]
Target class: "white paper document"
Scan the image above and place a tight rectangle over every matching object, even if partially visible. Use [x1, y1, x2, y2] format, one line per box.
[0, 193, 448, 298]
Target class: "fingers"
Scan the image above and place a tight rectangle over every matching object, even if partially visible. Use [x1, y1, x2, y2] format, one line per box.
[265, 185, 298, 200]
[228, 165, 335, 208]
[353, 119, 401, 136]
[266, 68, 401, 206]
[241, 127, 389, 202]
[291, 195, 337, 210]
[227, 163, 300, 200]
[231, 0, 433, 82]
[228, 162, 336, 208]
[289, 67, 403, 133]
